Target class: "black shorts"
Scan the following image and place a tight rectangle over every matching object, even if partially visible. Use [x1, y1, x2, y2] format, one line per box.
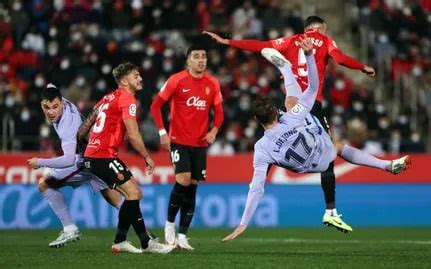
[310, 101, 330, 134]
[84, 158, 133, 189]
[170, 143, 207, 181]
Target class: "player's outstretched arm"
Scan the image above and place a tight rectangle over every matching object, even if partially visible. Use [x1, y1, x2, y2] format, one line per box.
[222, 225, 247, 242]
[123, 118, 155, 175]
[329, 48, 376, 77]
[202, 31, 229, 45]
[203, 30, 272, 52]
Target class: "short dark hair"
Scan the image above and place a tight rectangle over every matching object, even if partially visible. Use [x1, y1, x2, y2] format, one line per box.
[41, 83, 62, 102]
[304, 16, 326, 28]
[186, 43, 208, 57]
[112, 62, 139, 84]
[252, 95, 278, 125]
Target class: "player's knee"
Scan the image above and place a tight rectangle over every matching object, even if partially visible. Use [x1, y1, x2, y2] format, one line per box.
[128, 180, 143, 199]
[176, 174, 192, 187]
[38, 177, 49, 192]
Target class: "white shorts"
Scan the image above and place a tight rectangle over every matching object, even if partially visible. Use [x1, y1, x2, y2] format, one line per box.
[44, 155, 108, 192]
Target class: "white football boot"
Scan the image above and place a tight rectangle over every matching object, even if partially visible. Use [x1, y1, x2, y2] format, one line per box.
[176, 233, 194, 251]
[261, 48, 291, 69]
[142, 239, 174, 254]
[389, 155, 411, 174]
[49, 229, 82, 248]
[111, 241, 143, 254]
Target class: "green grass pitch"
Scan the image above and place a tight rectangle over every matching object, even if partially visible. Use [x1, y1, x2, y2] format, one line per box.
[1, 228, 430, 268]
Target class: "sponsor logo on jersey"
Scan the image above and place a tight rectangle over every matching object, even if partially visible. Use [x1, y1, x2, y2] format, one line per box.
[88, 138, 101, 147]
[291, 104, 304, 115]
[182, 88, 191, 93]
[129, 104, 136, 116]
[186, 96, 207, 110]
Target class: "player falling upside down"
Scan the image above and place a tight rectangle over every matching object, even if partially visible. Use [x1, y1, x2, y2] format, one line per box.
[28, 84, 123, 248]
[204, 15, 376, 233]
[222, 40, 411, 241]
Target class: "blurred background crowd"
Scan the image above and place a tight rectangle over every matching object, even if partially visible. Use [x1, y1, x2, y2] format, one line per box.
[0, 0, 430, 155]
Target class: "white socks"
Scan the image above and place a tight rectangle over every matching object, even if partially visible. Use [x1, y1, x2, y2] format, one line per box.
[325, 208, 338, 216]
[42, 188, 76, 231]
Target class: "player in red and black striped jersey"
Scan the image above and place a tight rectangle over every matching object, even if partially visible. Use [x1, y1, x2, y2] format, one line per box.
[150, 43, 224, 250]
[204, 16, 376, 233]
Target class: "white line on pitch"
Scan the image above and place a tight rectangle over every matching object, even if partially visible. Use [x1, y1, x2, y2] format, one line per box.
[239, 238, 431, 245]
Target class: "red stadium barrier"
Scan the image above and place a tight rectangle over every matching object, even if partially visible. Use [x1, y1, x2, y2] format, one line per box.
[0, 152, 426, 184]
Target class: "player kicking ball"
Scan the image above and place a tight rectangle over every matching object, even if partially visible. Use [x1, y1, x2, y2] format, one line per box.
[222, 38, 411, 241]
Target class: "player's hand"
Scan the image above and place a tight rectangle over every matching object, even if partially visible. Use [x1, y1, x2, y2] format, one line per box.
[222, 225, 247, 242]
[203, 128, 218, 144]
[202, 31, 229, 45]
[144, 155, 155, 175]
[160, 134, 171, 152]
[27, 158, 40, 169]
[362, 65, 376, 77]
[298, 34, 313, 55]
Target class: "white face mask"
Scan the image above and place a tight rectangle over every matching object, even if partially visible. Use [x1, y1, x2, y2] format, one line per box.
[352, 101, 364, 112]
[375, 104, 385, 114]
[379, 118, 389, 129]
[60, 59, 70, 70]
[101, 64, 111, 75]
[257, 76, 268, 87]
[35, 76, 45, 87]
[146, 46, 155, 56]
[163, 61, 173, 72]
[226, 131, 237, 142]
[75, 76, 86, 87]
[1, 63, 9, 73]
[142, 58, 152, 70]
[13, 2, 22, 10]
[412, 66, 422, 77]
[21, 109, 30, 122]
[40, 125, 50, 137]
[96, 79, 106, 91]
[49, 27, 57, 37]
[48, 42, 59, 56]
[5, 96, 15, 107]
[411, 133, 420, 143]
[334, 79, 345, 90]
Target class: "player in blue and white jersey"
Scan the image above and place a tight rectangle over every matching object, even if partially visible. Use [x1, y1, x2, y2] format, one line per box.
[28, 84, 123, 248]
[222, 38, 411, 241]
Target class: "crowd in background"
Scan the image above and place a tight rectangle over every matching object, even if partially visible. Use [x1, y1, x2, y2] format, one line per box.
[0, 0, 429, 155]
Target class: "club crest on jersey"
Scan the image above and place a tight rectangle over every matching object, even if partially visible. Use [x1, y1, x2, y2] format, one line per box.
[291, 103, 304, 115]
[129, 104, 137, 116]
[205, 87, 210, 95]
[186, 96, 206, 110]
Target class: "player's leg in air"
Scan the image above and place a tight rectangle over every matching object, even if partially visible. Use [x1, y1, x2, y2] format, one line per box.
[38, 168, 123, 248]
[335, 142, 411, 174]
[165, 144, 203, 250]
[261, 47, 412, 233]
[260, 47, 352, 232]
